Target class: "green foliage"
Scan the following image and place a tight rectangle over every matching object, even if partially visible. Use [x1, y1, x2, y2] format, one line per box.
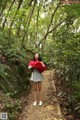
[45, 5, 80, 115]
[63, 4, 80, 16]
[0, 29, 31, 96]
[4, 100, 21, 120]
[0, 30, 21, 54]
[0, 30, 31, 119]
[0, 64, 10, 78]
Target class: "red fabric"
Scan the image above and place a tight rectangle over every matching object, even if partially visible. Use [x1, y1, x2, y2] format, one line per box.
[28, 60, 46, 73]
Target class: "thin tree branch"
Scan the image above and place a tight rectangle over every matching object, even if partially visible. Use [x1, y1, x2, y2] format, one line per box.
[48, 19, 65, 34]
[35, 1, 41, 44]
[2, 0, 16, 29]
[9, 0, 23, 28]
[36, 1, 61, 47]
[0, 0, 8, 16]
[36, 19, 66, 48]
[46, 1, 61, 34]
[27, 0, 34, 6]
[21, 0, 37, 48]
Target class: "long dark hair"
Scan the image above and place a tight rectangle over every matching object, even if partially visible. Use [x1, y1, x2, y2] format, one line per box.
[33, 53, 42, 61]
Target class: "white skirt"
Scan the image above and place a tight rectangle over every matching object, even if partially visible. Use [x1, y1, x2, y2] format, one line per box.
[30, 68, 44, 82]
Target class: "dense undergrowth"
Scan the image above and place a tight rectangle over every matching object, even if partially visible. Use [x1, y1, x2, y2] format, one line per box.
[45, 20, 80, 119]
[0, 30, 32, 120]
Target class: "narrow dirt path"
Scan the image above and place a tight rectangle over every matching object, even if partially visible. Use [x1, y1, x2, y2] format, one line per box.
[19, 70, 66, 120]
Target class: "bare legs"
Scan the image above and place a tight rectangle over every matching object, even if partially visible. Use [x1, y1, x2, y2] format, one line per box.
[33, 82, 37, 102]
[32, 81, 42, 102]
[38, 81, 42, 101]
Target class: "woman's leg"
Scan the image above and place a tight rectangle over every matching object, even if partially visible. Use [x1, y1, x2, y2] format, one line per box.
[33, 82, 37, 102]
[38, 81, 42, 101]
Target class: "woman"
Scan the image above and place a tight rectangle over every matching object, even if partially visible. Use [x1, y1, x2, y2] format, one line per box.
[28, 53, 46, 106]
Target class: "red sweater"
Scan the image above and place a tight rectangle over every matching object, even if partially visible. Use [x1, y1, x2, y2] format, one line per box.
[28, 60, 46, 73]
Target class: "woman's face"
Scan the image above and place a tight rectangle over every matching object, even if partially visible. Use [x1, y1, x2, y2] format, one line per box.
[34, 53, 39, 60]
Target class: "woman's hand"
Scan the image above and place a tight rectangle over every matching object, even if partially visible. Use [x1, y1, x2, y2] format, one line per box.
[28, 66, 33, 69]
[40, 61, 45, 67]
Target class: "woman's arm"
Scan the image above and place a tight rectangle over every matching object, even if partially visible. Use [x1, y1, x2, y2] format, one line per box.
[40, 61, 45, 67]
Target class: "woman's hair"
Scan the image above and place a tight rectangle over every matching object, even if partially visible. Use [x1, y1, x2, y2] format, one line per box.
[33, 53, 42, 61]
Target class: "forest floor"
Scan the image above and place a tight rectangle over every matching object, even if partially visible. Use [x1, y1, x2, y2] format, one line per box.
[18, 70, 66, 120]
